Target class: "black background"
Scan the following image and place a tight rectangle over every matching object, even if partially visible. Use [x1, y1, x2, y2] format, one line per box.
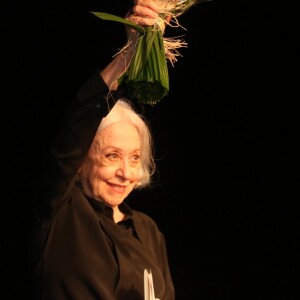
[3, 1, 297, 299]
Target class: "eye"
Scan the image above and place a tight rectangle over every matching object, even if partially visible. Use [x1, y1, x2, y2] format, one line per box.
[130, 154, 140, 166]
[132, 154, 140, 161]
[106, 153, 120, 161]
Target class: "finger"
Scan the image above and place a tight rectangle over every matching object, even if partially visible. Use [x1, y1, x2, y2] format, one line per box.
[133, 4, 159, 19]
[135, 0, 161, 12]
[127, 14, 158, 27]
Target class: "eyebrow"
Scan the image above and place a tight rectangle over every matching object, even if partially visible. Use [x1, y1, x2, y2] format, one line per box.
[100, 146, 140, 153]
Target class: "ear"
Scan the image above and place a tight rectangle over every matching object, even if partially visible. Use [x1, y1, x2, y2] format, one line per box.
[135, 181, 142, 188]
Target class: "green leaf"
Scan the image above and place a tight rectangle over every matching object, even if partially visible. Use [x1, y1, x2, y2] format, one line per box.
[91, 13, 169, 105]
[123, 26, 169, 105]
[90, 12, 145, 35]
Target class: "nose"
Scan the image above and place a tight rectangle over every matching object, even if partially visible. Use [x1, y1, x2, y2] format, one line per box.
[116, 159, 132, 180]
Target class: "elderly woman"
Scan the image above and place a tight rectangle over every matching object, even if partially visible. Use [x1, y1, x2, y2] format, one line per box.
[30, 2, 175, 300]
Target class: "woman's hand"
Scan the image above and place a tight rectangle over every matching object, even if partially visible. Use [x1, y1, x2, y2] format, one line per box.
[125, 0, 171, 39]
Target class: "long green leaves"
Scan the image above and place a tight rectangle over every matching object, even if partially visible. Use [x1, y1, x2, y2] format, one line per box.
[91, 12, 167, 105]
[124, 26, 169, 105]
[91, 0, 210, 105]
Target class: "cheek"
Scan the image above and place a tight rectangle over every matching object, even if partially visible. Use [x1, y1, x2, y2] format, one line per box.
[94, 164, 141, 182]
[93, 165, 116, 180]
[132, 168, 141, 181]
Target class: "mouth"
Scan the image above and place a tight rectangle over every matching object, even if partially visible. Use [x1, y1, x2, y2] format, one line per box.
[108, 182, 127, 194]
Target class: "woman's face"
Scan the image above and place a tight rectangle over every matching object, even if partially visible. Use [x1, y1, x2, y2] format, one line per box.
[79, 122, 141, 208]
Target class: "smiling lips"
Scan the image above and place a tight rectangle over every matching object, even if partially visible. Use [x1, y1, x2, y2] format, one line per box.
[108, 182, 128, 194]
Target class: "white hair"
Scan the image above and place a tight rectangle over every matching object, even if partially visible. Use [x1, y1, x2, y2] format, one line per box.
[98, 99, 155, 187]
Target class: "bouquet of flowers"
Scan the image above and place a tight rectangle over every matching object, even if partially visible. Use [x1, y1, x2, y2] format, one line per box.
[92, 0, 210, 105]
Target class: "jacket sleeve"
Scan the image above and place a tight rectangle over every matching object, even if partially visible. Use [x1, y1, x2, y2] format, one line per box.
[35, 70, 117, 220]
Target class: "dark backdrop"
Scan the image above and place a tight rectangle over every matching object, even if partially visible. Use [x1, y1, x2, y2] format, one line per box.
[3, 1, 296, 299]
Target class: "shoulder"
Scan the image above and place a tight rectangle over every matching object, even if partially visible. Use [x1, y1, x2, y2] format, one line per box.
[132, 210, 166, 242]
[132, 210, 159, 229]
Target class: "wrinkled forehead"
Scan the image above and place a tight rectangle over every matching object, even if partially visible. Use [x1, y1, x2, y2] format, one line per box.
[94, 122, 141, 151]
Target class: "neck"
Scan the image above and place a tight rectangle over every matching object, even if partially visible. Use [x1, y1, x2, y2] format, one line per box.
[113, 206, 125, 223]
